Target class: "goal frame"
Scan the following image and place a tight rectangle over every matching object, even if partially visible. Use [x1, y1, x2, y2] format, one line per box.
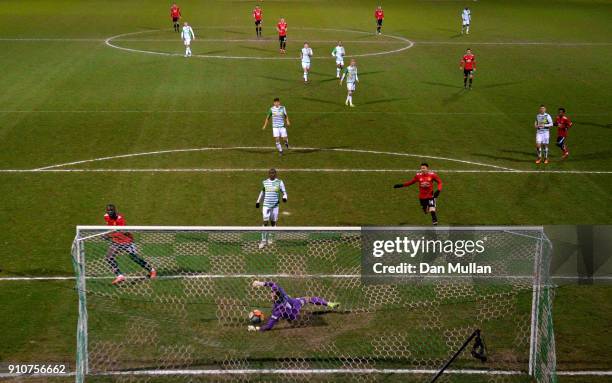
[71, 225, 553, 382]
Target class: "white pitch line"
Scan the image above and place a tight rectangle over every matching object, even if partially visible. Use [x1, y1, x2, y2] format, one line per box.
[1, 168, 612, 174]
[113, 39, 405, 44]
[31, 146, 517, 171]
[104, 27, 414, 60]
[557, 371, 612, 376]
[0, 38, 103, 41]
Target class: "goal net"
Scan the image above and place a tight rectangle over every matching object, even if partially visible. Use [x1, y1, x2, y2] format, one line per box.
[71, 226, 556, 382]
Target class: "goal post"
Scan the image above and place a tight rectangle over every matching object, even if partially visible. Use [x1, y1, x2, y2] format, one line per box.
[71, 226, 556, 382]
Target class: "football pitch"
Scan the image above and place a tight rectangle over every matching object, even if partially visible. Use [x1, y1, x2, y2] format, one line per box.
[0, 0, 611, 382]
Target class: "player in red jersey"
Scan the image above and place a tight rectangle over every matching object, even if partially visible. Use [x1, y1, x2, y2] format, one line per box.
[170, 3, 181, 33]
[104, 204, 156, 285]
[277, 18, 288, 53]
[393, 163, 443, 225]
[554, 107, 573, 159]
[374, 6, 384, 35]
[253, 6, 263, 37]
[460, 48, 476, 89]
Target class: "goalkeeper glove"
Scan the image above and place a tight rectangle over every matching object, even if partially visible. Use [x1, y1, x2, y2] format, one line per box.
[393, 184, 404, 189]
[247, 325, 260, 332]
[434, 190, 440, 198]
[255, 202, 260, 208]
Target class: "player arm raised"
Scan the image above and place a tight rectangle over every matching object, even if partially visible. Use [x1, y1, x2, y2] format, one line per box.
[393, 176, 417, 189]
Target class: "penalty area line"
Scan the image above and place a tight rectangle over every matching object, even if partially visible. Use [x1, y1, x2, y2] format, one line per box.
[29, 146, 517, 172]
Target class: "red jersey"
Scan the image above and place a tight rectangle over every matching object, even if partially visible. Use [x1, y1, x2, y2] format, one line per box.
[555, 115, 572, 137]
[402, 172, 443, 199]
[104, 213, 133, 244]
[277, 22, 287, 36]
[461, 54, 476, 70]
[375, 9, 384, 20]
[170, 6, 181, 18]
[253, 8, 262, 21]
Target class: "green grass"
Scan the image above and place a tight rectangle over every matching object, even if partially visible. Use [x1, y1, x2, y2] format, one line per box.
[0, 0, 611, 381]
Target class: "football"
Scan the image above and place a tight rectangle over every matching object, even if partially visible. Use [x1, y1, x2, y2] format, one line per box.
[249, 310, 264, 324]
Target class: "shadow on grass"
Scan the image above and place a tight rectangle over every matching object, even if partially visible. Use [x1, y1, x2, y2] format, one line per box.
[421, 81, 463, 89]
[471, 149, 534, 163]
[565, 150, 612, 161]
[319, 77, 340, 83]
[574, 121, 612, 129]
[200, 49, 228, 55]
[358, 70, 385, 77]
[258, 75, 292, 82]
[224, 29, 248, 35]
[362, 97, 410, 105]
[443, 89, 467, 104]
[480, 81, 522, 89]
[239, 45, 272, 53]
[300, 96, 337, 105]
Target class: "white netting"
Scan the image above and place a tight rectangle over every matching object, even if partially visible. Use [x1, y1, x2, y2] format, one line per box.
[71, 227, 556, 383]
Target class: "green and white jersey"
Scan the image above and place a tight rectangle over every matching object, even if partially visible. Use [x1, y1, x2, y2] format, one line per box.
[181, 26, 195, 40]
[343, 65, 358, 83]
[535, 113, 553, 130]
[267, 106, 287, 129]
[258, 178, 287, 208]
[332, 46, 345, 60]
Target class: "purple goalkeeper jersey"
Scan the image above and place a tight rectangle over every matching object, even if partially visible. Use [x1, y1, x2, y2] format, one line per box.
[259, 282, 305, 331]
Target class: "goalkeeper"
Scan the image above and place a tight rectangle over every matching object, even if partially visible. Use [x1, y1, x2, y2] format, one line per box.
[249, 280, 340, 332]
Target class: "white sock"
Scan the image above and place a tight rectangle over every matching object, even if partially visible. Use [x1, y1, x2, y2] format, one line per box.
[303, 72, 308, 81]
[348, 95, 353, 104]
[466, 26, 470, 34]
[345, 95, 350, 103]
[336, 68, 340, 77]
[276, 142, 283, 152]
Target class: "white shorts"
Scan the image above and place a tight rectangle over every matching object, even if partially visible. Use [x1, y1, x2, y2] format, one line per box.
[302, 62, 310, 70]
[536, 129, 550, 145]
[347, 82, 356, 92]
[183, 39, 191, 46]
[273, 127, 287, 138]
[262, 206, 279, 222]
[462, 20, 470, 26]
[336, 59, 344, 67]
